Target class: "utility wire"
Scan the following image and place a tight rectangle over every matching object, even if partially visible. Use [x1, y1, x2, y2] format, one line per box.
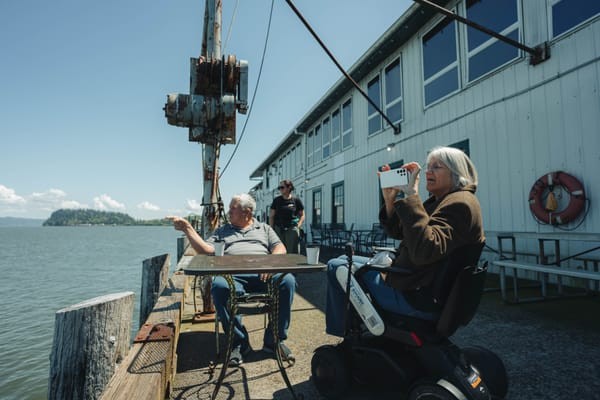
[284, 0, 400, 134]
[222, 0, 240, 54]
[220, 0, 275, 177]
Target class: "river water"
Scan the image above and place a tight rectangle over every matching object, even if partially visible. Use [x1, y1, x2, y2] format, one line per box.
[0, 226, 179, 400]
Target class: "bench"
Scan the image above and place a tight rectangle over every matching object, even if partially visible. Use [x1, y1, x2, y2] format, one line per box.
[492, 259, 600, 303]
[575, 256, 600, 291]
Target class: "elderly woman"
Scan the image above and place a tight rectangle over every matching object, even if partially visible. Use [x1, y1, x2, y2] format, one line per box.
[325, 146, 484, 336]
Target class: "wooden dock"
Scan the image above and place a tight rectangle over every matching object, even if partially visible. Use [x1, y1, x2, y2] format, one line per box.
[50, 245, 600, 400]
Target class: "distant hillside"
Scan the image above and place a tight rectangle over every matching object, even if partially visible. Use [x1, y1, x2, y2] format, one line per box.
[0, 217, 44, 227]
[42, 209, 171, 226]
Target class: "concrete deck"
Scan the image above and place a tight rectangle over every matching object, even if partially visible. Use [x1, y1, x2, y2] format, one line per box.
[170, 251, 600, 400]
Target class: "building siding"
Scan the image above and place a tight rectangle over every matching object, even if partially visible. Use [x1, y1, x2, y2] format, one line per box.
[251, 1, 600, 249]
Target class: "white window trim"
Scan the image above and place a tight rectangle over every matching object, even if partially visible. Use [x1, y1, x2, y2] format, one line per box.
[367, 74, 383, 135]
[341, 98, 353, 149]
[384, 56, 403, 125]
[463, 0, 522, 84]
[421, 12, 461, 108]
[548, 0, 600, 40]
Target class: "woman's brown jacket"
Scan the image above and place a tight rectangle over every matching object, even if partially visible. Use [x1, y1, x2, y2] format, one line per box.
[379, 184, 485, 292]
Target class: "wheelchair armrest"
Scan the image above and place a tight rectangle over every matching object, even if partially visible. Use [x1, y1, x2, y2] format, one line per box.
[372, 246, 397, 254]
[355, 263, 413, 279]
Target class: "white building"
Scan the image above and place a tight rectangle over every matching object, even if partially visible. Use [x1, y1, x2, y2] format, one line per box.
[250, 1, 600, 261]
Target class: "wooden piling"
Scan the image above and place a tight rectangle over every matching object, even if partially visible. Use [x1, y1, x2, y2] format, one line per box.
[140, 254, 170, 327]
[48, 291, 134, 400]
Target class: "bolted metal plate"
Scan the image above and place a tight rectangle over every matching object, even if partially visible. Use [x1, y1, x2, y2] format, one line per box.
[134, 322, 175, 343]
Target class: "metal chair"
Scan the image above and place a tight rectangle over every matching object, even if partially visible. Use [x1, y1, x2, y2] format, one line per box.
[214, 291, 272, 357]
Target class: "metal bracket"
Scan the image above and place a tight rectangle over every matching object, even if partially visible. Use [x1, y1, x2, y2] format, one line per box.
[134, 322, 175, 343]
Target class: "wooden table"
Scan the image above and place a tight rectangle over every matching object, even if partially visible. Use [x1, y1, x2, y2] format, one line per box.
[184, 253, 325, 400]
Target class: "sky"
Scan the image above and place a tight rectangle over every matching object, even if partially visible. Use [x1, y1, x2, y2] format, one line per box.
[0, 0, 412, 220]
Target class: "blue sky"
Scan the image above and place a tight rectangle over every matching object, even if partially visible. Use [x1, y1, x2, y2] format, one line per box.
[0, 0, 411, 219]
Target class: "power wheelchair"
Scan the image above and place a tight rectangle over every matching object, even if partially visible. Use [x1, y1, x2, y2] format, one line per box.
[311, 242, 508, 400]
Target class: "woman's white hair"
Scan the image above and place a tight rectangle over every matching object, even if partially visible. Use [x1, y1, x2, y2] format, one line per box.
[427, 146, 478, 188]
[232, 193, 256, 213]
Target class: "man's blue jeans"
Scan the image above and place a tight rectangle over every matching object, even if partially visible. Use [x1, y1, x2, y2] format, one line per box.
[326, 255, 438, 337]
[212, 273, 296, 348]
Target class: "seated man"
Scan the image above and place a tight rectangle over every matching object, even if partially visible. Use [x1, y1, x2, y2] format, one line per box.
[169, 193, 295, 366]
[326, 146, 484, 336]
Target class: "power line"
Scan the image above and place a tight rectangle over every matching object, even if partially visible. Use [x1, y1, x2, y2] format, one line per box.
[220, 0, 275, 178]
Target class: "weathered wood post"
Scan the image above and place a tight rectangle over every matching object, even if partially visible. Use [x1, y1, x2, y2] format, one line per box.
[140, 253, 170, 326]
[48, 292, 134, 400]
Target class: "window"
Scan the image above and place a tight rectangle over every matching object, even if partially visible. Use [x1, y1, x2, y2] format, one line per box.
[322, 117, 331, 159]
[385, 58, 403, 124]
[550, 0, 600, 38]
[367, 75, 382, 135]
[332, 183, 344, 224]
[331, 109, 341, 154]
[312, 189, 322, 226]
[313, 124, 322, 165]
[342, 99, 353, 148]
[450, 139, 470, 156]
[307, 130, 314, 167]
[422, 16, 459, 105]
[465, 0, 520, 82]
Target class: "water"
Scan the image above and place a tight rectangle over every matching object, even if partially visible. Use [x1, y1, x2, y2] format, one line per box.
[0, 226, 179, 400]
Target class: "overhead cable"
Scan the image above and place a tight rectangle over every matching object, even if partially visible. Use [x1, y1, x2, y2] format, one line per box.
[220, 0, 275, 177]
[284, 0, 401, 134]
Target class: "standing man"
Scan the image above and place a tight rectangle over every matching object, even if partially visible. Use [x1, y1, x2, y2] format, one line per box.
[168, 193, 296, 366]
[269, 179, 305, 253]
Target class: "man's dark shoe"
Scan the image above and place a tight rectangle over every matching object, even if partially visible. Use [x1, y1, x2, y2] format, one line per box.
[228, 343, 251, 367]
[262, 342, 293, 362]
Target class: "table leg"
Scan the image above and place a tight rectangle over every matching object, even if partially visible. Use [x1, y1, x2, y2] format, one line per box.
[211, 274, 237, 400]
[269, 274, 300, 399]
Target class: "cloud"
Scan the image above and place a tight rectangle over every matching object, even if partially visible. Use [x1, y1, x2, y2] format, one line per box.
[0, 185, 26, 204]
[137, 201, 160, 211]
[186, 199, 202, 213]
[61, 200, 88, 209]
[93, 194, 126, 211]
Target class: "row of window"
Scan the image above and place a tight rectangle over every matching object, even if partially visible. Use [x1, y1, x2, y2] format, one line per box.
[423, 0, 600, 105]
[275, 0, 599, 185]
[307, 99, 353, 168]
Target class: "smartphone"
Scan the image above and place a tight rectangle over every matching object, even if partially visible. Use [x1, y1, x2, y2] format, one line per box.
[379, 168, 409, 188]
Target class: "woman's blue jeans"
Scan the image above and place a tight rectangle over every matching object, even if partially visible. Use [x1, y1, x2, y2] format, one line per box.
[212, 273, 296, 348]
[326, 255, 438, 337]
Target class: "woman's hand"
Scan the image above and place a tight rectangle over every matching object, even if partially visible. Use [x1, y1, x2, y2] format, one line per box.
[400, 162, 421, 196]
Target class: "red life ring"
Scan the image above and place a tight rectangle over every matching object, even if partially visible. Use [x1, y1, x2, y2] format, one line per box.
[528, 171, 586, 225]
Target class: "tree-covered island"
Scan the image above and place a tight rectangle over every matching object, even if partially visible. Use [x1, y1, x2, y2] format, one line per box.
[43, 209, 172, 226]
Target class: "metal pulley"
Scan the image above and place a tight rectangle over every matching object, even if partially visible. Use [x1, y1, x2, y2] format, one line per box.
[164, 54, 248, 144]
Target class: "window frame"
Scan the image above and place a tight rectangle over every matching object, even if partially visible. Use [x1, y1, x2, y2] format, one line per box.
[307, 129, 314, 167]
[331, 109, 341, 154]
[322, 116, 331, 160]
[421, 14, 460, 107]
[384, 57, 403, 125]
[313, 124, 322, 165]
[312, 189, 322, 227]
[331, 182, 345, 224]
[342, 98, 353, 149]
[367, 74, 382, 135]
[463, 0, 522, 83]
[548, 0, 600, 39]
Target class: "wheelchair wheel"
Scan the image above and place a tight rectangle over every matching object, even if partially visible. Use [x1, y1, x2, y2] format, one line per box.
[408, 382, 459, 400]
[311, 345, 350, 399]
[463, 346, 508, 400]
